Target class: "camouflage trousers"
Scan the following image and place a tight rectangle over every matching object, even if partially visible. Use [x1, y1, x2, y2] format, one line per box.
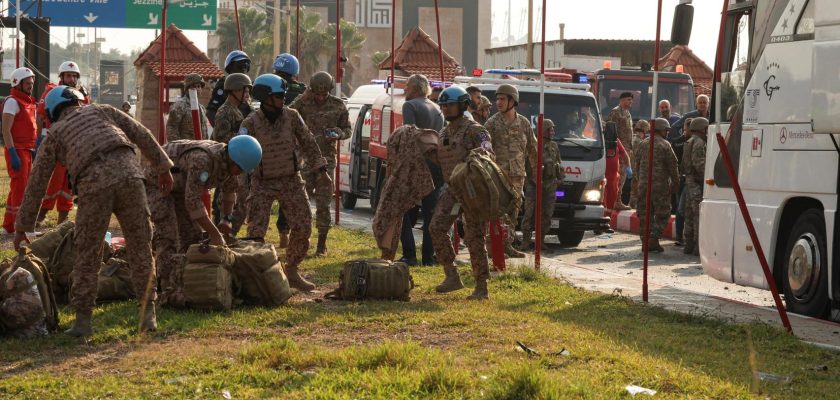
[303, 160, 335, 234]
[232, 173, 250, 235]
[636, 185, 672, 240]
[147, 185, 203, 304]
[72, 178, 156, 313]
[503, 176, 526, 246]
[521, 182, 557, 240]
[429, 186, 489, 281]
[683, 179, 703, 244]
[247, 174, 312, 268]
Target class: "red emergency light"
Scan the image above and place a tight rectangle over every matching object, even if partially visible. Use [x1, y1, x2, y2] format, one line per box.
[472, 68, 483, 77]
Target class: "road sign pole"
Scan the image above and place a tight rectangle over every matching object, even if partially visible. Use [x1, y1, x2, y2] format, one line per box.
[158, 1, 168, 144]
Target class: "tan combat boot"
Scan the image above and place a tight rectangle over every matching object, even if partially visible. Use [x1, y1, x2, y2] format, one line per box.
[315, 232, 328, 256]
[518, 233, 533, 251]
[140, 303, 158, 333]
[285, 265, 316, 292]
[66, 310, 93, 337]
[279, 232, 290, 249]
[435, 264, 465, 293]
[649, 238, 665, 253]
[467, 278, 489, 300]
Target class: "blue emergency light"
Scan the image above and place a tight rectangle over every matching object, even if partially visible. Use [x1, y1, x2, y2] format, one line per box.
[555, 190, 565, 198]
[483, 69, 541, 76]
[573, 73, 588, 83]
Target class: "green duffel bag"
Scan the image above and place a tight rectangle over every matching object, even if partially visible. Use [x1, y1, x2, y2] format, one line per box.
[186, 243, 235, 265]
[182, 262, 233, 310]
[228, 241, 284, 305]
[48, 228, 113, 302]
[327, 259, 414, 301]
[96, 258, 135, 302]
[229, 240, 277, 272]
[29, 220, 75, 260]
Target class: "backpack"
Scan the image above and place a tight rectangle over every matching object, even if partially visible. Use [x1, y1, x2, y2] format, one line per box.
[0, 249, 60, 332]
[326, 259, 414, 301]
[48, 227, 113, 302]
[181, 243, 235, 310]
[228, 240, 291, 306]
[30, 220, 76, 261]
[448, 149, 522, 222]
[70, 257, 135, 303]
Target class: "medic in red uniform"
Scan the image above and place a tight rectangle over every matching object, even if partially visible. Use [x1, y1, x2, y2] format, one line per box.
[2, 67, 38, 233]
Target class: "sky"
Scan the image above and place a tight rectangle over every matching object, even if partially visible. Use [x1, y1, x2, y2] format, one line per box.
[4, 0, 720, 67]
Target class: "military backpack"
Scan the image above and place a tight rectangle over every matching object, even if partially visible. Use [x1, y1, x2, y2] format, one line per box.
[326, 259, 414, 301]
[0, 249, 60, 332]
[448, 149, 522, 222]
[228, 240, 292, 306]
[182, 243, 235, 310]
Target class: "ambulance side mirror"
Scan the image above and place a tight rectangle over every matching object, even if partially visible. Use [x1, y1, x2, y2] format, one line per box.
[671, 3, 694, 46]
[604, 122, 617, 151]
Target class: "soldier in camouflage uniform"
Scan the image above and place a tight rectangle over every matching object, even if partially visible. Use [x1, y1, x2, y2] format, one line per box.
[483, 84, 538, 258]
[629, 119, 650, 209]
[273, 53, 306, 248]
[682, 117, 707, 256]
[608, 92, 634, 210]
[14, 86, 175, 337]
[0, 264, 47, 338]
[167, 73, 210, 142]
[210, 73, 252, 233]
[147, 138, 261, 306]
[243, 74, 330, 292]
[429, 86, 494, 300]
[520, 119, 564, 250]
[633, 118, 679, 252]
[474, 95, 492, 125]
[207, 50, 251, 125]
[290, 71, 352, 256]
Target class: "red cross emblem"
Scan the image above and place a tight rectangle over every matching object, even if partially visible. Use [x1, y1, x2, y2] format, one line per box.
[68, 63, 75, 67]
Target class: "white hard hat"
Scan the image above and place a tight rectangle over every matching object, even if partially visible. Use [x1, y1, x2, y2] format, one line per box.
[58, 61, 81, 75]
[10, 67, 35, 87]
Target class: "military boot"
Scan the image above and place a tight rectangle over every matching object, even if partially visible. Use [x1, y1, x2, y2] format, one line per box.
[649, 238, 665, 253]
[279, 232, 290, 249]
[435, 265, 465, 293]
[467, 278, 489, 300]
[505, 242, 526, 258]
[315, 232, 328, 256]
[683, 240, 695, 255]
[285, 265, 316, 292]
[139, 303, 158, 333]
[66, 310, 93, 337]
[518, 233, 533, 251]
[57, 211, 69, 225]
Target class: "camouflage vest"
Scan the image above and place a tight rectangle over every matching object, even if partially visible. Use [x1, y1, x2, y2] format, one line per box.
[245, 109, 298, 178]
[51, 106, 135, 183]
[437, 120, 473, 182]
[163, 140, 230, 191]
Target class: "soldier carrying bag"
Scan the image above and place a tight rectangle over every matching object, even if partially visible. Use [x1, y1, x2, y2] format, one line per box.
[448, 149, 522, 222]
[326, 259, 414, 301]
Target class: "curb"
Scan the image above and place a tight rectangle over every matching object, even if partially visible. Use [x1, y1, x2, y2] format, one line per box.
[605, 210, 677, 240]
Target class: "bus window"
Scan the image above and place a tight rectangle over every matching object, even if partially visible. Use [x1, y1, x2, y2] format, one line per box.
[796, 0, 814, 35]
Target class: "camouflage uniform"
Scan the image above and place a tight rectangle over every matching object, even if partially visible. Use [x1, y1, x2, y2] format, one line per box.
[429, 116, 494, 282]
[682, 134, 706, 249]
[211, 98, 252, 233]
[0, 266, 47, 338]
[522, 139, 563, 245]
[608, 105, 634, 203]
[483, 112, 538, 248]
[145, 140, 238, 305]
[241, 106, 326, 269]
[166, 96, 210, 142]
[207, 77, 253, 125]
[16, 105, 173, 315]
[290, 90, 351, 235]
[633, 135, 679, 240]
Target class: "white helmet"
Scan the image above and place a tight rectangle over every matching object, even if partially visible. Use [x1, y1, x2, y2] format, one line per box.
[10, 67, 35, 87]
[58, 61, 81, 76]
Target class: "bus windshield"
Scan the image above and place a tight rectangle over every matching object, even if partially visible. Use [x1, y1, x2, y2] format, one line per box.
[597, 79, 695, 120]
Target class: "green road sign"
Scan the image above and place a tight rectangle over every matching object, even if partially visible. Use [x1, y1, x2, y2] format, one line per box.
[127, 0, 217, 30]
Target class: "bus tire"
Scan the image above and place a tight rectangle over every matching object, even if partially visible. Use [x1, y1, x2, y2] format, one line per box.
[557, 230, 585, 247]
[341, 192, 357, 210]
[781, 209, 829, 318]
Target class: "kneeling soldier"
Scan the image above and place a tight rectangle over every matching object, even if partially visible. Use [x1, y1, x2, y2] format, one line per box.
[14, 86, 175, 337]
[148, 136, 262, 306]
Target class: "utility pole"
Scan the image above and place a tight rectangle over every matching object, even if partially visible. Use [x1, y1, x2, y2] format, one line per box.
[285, 0, 291, 53]
[273, 0, 281, 57]
[526, 0, 534, 68]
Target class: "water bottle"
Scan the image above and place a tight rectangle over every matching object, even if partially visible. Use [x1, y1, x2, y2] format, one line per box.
[105, 231, 112, 245]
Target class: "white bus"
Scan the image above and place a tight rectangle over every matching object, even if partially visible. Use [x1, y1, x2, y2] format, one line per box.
[698, 0, 840, 318]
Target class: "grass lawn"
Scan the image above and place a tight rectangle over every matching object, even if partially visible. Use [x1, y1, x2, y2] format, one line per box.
[1, 224, 839, 399]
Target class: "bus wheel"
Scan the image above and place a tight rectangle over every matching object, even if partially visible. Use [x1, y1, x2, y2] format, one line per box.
[341, 192, 357, 210]
[557, 230, 585, 247]
[782, 209, 829, 318]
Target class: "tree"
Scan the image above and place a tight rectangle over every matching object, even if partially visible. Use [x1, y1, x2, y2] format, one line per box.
[216, 8, 275, 76]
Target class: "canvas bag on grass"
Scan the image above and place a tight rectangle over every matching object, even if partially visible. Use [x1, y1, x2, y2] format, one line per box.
[228, 240, 291, 306]
[326, 259, 414, 301]
[48, 228, 113, 302]
[182, 243, 234, 310]
[29, 220, 75, 260]
[448, 149, 522, 222]
[0, 249, 60, 332]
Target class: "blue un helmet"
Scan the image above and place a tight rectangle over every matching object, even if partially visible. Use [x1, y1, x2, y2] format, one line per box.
[251, 74, 287, 102]
[45, 85, 85, 122]
[224, 50, 251, 73]
[227, 135, 263, 174]
[437, 85, 471, 106]
[273, 53, 300, 76]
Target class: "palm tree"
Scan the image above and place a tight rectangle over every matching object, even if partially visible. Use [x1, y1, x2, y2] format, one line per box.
[216, 8, 274, 76]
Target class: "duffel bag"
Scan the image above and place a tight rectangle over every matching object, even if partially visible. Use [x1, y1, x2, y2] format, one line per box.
[1, 249, 59, 332]
[96, 258, 135, 302]
[186, 243, 235, 265]
[327, 259, 414, 301]
[29, 220, 75, 260]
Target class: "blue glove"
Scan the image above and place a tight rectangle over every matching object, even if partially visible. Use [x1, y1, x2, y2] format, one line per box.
[7, 147, 20, 171]
[625, 166, 633, 180]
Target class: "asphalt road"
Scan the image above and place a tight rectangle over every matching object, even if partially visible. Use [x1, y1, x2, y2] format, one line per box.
[332, 198, 840, 347]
